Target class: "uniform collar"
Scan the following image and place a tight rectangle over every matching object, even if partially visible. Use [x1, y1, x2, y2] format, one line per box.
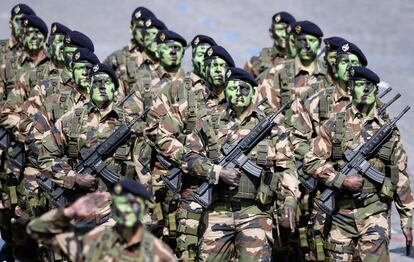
[8, 36, 19, 50]
[156, 66, 185, 81]
[349, 103, 382, 125]
[61, 68, 72, 84]
[87, 101, 120, 120]
[334, 84, 351, 102]
[294, 56, 327, 76]
[226, 98, 257, 124]
[21, 48, 48, 66]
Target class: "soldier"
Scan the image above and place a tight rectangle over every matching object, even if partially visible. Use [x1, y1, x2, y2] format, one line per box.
[2, 14, 49, 106]
[244, 11, 296, 79]
[303, 66, 414, 261]
[190, 34, 217, 79]
[27, 179, 176, 261]
[148, 42, 234, 260]
[322, 37, 347, 83]
[184, 67, 298, 261]
[261, 20, 326, 104]
[104, 6, 155, 75]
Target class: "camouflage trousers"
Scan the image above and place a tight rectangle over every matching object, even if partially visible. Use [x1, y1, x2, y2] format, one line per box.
[325, 200, 390, 262]
[199, 199, 273, 262]
[175, 196, 203, 261]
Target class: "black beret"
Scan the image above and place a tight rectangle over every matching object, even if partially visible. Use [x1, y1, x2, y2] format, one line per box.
[204, 45, 235, 67]
[225, 67, 257, 87]
[156, 30, 187, 47]
[11, 4, 36, 18]
[131, 7, 155, 24]
[293, 20, 323, 38]
[349, 66, 380, 84]
[324, 36, 347, 51]
[21, 15, 48, 37]
[336, 41, 368, 67]
[72, 48, 99, 65]
[50, 22, 71, 36]
[90, 63, 119, 89]
[271, 11, 296, 25]
[191, 34, 217, 49]
[112, 179, 151, 200]
[64, 31, 94, 52]
[143, 17, 168, 30]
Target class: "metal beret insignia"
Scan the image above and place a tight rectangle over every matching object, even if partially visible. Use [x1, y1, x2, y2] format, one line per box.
[207, 48, 213, 57]
[226, 70, 231, 78]
[342, 43, 350, 52]
[287, 25, 292, 33]
[295, 25, 301, 34]
[52, 24, 57, 33]
[74, 51, 80, 60]
[65, 35, 71, 44]
[159, 33, 166, 42]
[135, 10, 141, 19]
[193, 37, 200, 46]
[14, 5, 20, 15]
[326, 43, 331, 49]
[93, 64, 99, 72]
[145, 19, 152, 27]
[138, 21, 144, 27]
[350, 67, 355, 76]
[114, 184, 122, 194]
[275, 14, 281, 23]
[23, 19, 29, 26]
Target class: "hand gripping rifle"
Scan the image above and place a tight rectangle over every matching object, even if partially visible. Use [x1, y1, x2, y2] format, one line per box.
[192, 102, 291, 208]
[316, 106, 410, 215]
[300, 93, 402, 194]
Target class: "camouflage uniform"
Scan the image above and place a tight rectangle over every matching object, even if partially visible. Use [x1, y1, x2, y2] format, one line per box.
[148, 71, 226, 259]
[303, 105, 414, 261]
[27, 204, 176, 261]
[0, 37, 22, 101]
[244, 46, 289, 80]
[105, 40, 146, 78]
[184, 101, 298, 261]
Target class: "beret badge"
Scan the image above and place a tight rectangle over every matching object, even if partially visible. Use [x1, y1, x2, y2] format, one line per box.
[14, 5, 20, 15]
[135, 10, 141, 19]
[159, 33, 166, 42]
[275, 14, 281, 23]
[93, 64, 99, 72]
[23, 19, 28, 26]
[52, 24, 57, 33]
[295, 25, 301, 34]
[145, 19, 152, 27]
[65, 35, 71, 44]
[350, 67, 355, 77]
[342, 43, 350, 52]
[74, 51, 80, 61]
[207, 48, 213, 56]
[226, 70, 231, 78]
[193, 37, 200, 46]
[114, 184, 122, 194]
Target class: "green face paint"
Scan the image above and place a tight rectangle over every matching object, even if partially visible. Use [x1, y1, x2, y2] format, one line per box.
[91, 73, 115, 108]
[49, 34, 65, 64]
[225, 80, 255, 110]
[72, 62, 92, 92]
[131, 23, 144, 46]
[143, 27, 160, 55]
[192, 44, 210, 77]
[156, 41, 184, 69]
[205, 57, 228, 87]
[112, 195, 145, 228]
[63, 45, 77, 69]
[336, 53, 361, 82]
[296, 34, 320, 63]
[11, 14, 23, 40]
[287, 33, 297, 58]
[22, 27, 45, 52]
[351, 80, 377, 106]
[325, 50, 337, 72]
[272, 23, 288, 49]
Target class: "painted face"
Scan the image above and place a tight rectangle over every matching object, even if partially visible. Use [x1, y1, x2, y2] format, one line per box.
[49, 34, 65, 63]
[156, 41, 184, 69]
[192, 44, 210, 77]
[72, 62, 92, 91]
[272, 22, 288, 49]
[336, 53, 361, 82]
[63, 45, 77, 69]
[143, 27, 160, 54]
[91, 72, 115, 108]
[325, 50, 337, 73]
[112, 195, 145, 228]
[287, 33, 297, 58]
[22, 27, 45, 52]
[351, 80, 377, 106]
[296, 34, 320, 62]
[131, 23, 144, 46]
[225, 80, 255, 110]
[10, 14, 24, 40]
[205, 57, 228, 87]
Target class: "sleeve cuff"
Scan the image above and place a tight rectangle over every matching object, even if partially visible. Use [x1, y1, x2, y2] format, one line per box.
[63, 170, 77, 189]
[209, 165, 222, 185]
[331, 172, 346, 189]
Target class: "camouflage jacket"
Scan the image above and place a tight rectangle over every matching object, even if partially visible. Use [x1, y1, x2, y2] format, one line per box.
[0, 37, 21, 100]
[37, 100, 148, 191]
[104, 40, 145, 77]
[27, 208, 176, 262]
[184, 101, 299, 204]
[303, 106, 414, 227]
[244, 46, 288, 78]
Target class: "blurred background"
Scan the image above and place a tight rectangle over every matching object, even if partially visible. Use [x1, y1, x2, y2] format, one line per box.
[1, 0, 413, 259]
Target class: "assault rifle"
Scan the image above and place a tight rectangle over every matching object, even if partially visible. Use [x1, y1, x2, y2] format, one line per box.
[316, 106, 410, 215]
[299, 93, 401, 194]
[378, 86, 392, 99]
[192, 102, 290, 208]
[36, 108, 149, 207]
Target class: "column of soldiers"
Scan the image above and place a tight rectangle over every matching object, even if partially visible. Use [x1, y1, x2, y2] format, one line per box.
[0, 3, 412, 262]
